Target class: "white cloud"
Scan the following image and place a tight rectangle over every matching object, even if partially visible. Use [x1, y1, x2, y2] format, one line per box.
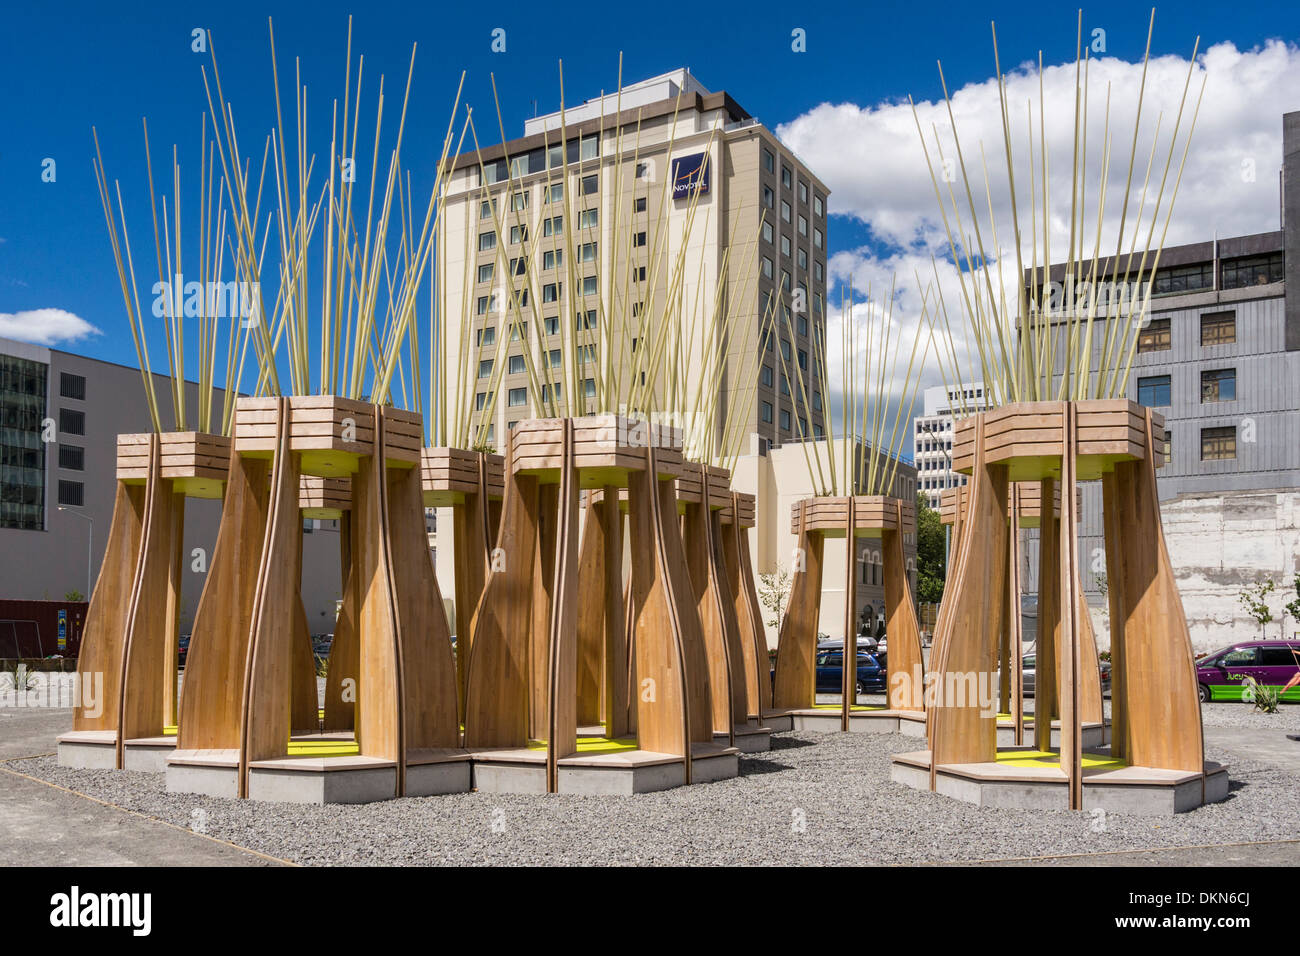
[777, 39, 1300, 456]
[0, 309, 102, 346]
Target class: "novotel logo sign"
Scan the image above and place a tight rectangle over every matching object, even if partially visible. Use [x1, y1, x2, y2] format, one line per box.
[671, 152, 711, 200]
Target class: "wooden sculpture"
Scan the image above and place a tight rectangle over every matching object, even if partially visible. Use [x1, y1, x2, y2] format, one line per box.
[463, 416, 736, 792]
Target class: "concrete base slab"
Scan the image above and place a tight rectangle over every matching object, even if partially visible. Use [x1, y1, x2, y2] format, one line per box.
[470, 743, 740, 795]
[996, 720, 1109, 749]
[56, 731, 117, 770]
[122, 737, 176, 773]
[890, 749, 1229, 815]
[762, 712, 794, 733]
[713, 726, 772, 752]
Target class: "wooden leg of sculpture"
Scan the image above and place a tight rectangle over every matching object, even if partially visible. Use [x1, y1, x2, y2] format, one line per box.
[177, 450, 268, 753]
[239, 400, 300, 797]
[1076, 564, 1104, 726]
[997, 513, 1012, 718]
[722, 504, 767, 721]
[323, 515, 358, 732]
[545, 420, 580, 792]
[884, 500, 924, 713]
[926, 485, 966, 745]
[464, 432, 538, 748]
[1035, 477, 1060, 754]
[291, 528, 318, 735]
[163, 491, 185, 729]
[574, 491, 607, 728]
[627, 449, 691, 778]
[530, 485, 558, 741]
[683, 474, 734, 743]
[842, 499, 858, 731]
[74, 481, 145, 734]
[1102, 471, 1128, 759]
[599, 488, 628, 738]
[1110, 411, 1204, 773]
[118, 436, 175, 764]
[1008, 495, 1025, 746]
[709, 507, 749, 733]
[929, 417, 1006, 787]
[453, 459, 491, 725]
[1058, 406, 1083, 809]
[773, 508, 823, 712]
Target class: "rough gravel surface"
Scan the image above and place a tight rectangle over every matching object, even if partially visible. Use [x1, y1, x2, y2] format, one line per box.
[10, 725, 1299, 866]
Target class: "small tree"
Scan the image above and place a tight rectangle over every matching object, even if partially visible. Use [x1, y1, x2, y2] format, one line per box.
[1238, 578, 1276, 640]
[1283, 574, 1300, 637]
[757, 565, 793, 631]
[64, 589, 84, 602]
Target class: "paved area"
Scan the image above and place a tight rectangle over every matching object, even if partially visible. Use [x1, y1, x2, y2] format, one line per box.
[4, 703, 1298, 866]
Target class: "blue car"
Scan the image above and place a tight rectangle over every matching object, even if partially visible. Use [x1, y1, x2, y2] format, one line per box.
[815, 647, 886, 695]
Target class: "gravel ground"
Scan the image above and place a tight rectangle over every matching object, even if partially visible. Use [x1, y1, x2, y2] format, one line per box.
[9, 726, 1299, 866]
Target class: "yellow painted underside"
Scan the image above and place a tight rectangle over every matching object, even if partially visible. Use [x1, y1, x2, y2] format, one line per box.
[995, 749, 1126, 771]
[527, 736, 640, 754]
[810, 703, 888, 711]
[286, 738, 361, 758]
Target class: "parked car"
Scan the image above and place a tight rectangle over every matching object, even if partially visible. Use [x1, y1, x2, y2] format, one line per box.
[815, 647, 886, 695]
[311, 633, 333, 658]
[1018, 654, 1111, 697]
[177, 634, 191, 667]
[1196, 640, 1300, 703]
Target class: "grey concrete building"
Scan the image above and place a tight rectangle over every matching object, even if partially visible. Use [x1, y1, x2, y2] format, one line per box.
[0, 336, 343, 636]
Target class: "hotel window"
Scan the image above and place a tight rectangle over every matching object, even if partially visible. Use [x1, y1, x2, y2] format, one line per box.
[798, 215, 807, 237]
[543, 249, 563, 270]
[812, 391, 823, 412]
[508, 387, 527, 408]
[762, 256, 773, 279]
[763, 149, 775, 173]
[814, 261, 823, 281]
[762, 221, 773, 244]
[781, 166, 792, 189]
[760, 401, 773, 423]
[475, 392, 486, 411]
[543, 283, 560, 303]
[798, 249, 808, 270]
[584, 379, 597, 399]
[510, 191, 528, 211]
[781, 270, 791, 291]
[578, 276, 596, 296]
[543, 182, 563, 204]
[797, 349, 807, 370]
[632, 302, 644, 318]
[781, 200, 791, 223]
[478, 359, 493, 379]
[58, 480, 83, 507]
[781, 234, 791, 257]
[59, 373, 86, 400]
[508, 355, 526, 375]
[508, 256, 527, 276]
[542, 383, 563, 403]
[798, 181, 808, 204]
[814, 194, 823, 216]
[797, 315, 808, 337]
[635, 162, 648, 179]
[763, 186, 774, 210]
[476, 326, 495, 346]
[485, 425, 495, 445]
[59, 408, 85, 436]
[543, 215, 563, 237]
[780, 374, 790, 396]
[1137, 317, 1171, 353]
[479, 198, 496, 219]
[544, 316, 560, 335]
[1200, 425, 1236, 461]
[1201, 368, 1236, 403]
[780, 409, 791, 431]
[510, 321, 527, 342]
[1152, 261, 1213, 295]
[1200, 310, 1236, 346]
[548, 349, 562, 368]
[579, 208, 598, 229]
[798, 416, 807, 436]
[579, 242, 597, 262]
[478, 231, 496, 251]
[1137, 374, 1171, 407]
[580, 174, 598, 196]
[761, 365, 774, 387]
[634, 231, 647, 248]
[814, 228, 823, 249]
[634, 196, 647, 213]
[1158, 432, 1171, 468]
[577, 310, 597, 330]
[633, 266, 647, 282]
[1221, 251, 1283, 289]
[510, 224, 528, 244]
[478, 263, 494, 283]
[59, 445, 84, 471]
[579, 344, 596, 363]
[780, 340, 792, 361]
[511, 289, 529, 308]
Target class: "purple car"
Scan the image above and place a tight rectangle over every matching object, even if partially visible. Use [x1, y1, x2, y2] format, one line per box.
[1196, 640, 1300, 703]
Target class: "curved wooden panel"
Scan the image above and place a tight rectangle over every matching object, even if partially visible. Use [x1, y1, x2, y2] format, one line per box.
[323, 555, 358, 732]
[463, 440, 538, 748]
[74, 481, 144, 731]
[239, 399, 301, 795]
[178, 452, 269, 750]
[1035, 477, 1060, 754]
[162, 496, 185, 729]
[658, 478, 714, 748]
[574, 493, 606, 726]
[928, 415, 1006, 777]
[772, 521, 824, 711]
[1108, 410, 1204, 773]
[545, 420, 581, 789]
[721, 504, 768, 719]
[291, 593, 318, 734]
[451, 461, 490, 724]
[529, 485, 559, 740]
[884, 501, 925, 713]
[1076, 564, 1104, 725]
[118, 437, 176, 760]
[683, 495, 736, 738]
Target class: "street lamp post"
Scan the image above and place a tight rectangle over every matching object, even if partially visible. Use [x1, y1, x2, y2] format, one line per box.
[57, 506, 94, 599]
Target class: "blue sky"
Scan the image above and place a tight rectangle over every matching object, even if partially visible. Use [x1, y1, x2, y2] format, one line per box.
[1, 0, 1297, 373]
